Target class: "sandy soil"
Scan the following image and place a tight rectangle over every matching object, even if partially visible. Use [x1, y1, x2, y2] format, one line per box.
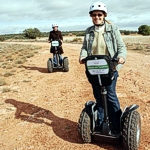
[0, 42, 150, 150]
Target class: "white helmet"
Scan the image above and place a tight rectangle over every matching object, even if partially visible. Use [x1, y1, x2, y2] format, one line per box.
[89, 1, 107, 16]
[52, 23, 58, 28]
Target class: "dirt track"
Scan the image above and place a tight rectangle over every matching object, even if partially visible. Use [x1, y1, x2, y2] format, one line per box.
[0, 42, 150, 150]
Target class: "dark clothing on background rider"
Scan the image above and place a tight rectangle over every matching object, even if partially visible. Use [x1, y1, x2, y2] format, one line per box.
[48, 30, 64, 54]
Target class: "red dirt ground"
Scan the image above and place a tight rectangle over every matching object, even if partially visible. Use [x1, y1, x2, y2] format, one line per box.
[0, 42, 150, 150]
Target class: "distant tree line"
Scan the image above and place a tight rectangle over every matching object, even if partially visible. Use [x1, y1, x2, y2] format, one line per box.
[0, 24, 150, 41]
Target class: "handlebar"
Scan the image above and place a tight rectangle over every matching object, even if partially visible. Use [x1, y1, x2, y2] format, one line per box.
[111, 58, 119, 62]
[81, 58, 87, 63]
[81, 57, 119, 63]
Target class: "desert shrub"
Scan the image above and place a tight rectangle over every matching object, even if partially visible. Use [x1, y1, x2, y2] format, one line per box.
[2, 66, 6, 69]
[76, 33, 85, 36]
[20, 69, 25, 72]
[4, 72, 14, 77]
[12, 64, 17, 67]
[15, 59, 25, 64]
[124, 31, 130, 35]
[34, 51, 38, 54]
[145, 45, 150, 49]
[6, 58, 14, 61]
[64, 39, 70, 43]
[14, 51, 19, 54]
[2, 62, 7, 65]
[6, 65, 13, 69]
[5, 55, 12, 59]
[11, 69, 16, 72]
[135, 45, 144, 50]
[2, 87, 11, 93]
[13, 35, 25, 39]
[0, 36, 5, 41]
[72, 38, 82, 42]
[17, 48, 24, 52]
[22, 80, 31, 82]
[26, 53, 34, 58]
[17, 65, 23, 68]
[18, 53, 24, 56]
[0, 79, 6, 86]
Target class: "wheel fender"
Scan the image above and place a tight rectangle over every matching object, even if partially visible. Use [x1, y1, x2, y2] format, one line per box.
[63, 57, 68, 60]
[85, 101, 98, 131]
[122, 104, 139, 116]
[63, 57, 68, 59]
[85, 101, 96, 116]
[121, 104, 139, 131]
[48, 58, 53, 62]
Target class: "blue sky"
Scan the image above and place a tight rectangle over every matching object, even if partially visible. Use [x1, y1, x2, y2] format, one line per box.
[0, 0, 150, 34]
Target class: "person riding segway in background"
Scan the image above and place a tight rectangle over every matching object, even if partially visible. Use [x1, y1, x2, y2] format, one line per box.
[48, 23, 64, 67]
[79, 1, 127, 134]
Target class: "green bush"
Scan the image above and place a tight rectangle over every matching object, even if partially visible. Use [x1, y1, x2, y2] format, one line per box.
[124, 31, 130, 35]
[0, 36, 5, 42]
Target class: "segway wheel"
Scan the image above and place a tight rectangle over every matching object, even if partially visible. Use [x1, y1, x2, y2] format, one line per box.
[47, 59, 53, 73]
[122, 111, 141, 150]
[63, 58, 69, 72]
[78, 108, 92, 143]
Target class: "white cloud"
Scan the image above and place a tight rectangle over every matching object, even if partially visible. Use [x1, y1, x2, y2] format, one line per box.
[0, 0, 150, 34]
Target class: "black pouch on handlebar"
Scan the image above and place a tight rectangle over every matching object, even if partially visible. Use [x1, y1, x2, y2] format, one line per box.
[51, 40, 60, 54]
[85, 55, 114, 86]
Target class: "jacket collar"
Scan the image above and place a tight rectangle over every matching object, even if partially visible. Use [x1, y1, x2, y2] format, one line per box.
[88, 22, 112, 33]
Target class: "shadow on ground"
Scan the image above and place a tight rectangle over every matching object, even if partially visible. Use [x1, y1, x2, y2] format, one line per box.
[22, 65, 65, 73]
[5, 99, 123, 149]
[22, 65, 48, 73]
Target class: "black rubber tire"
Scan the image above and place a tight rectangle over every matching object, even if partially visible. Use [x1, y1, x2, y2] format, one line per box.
[47, 60, 53, 73]
[63, 58, 69, 72]
[122, 111, 141, 150]
[78, 108, 92, 143]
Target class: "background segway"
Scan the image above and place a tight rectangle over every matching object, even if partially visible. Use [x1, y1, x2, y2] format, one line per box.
[47, 58, 53, 73]
[63, 57, 69, 72]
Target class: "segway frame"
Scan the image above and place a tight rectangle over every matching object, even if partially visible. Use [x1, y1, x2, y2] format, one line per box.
[78, 55, 141, 148]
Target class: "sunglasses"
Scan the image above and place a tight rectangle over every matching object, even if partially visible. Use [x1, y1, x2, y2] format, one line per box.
[91, 13, 103, 17]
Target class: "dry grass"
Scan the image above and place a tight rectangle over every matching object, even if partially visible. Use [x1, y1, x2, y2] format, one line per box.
[6, 65, 13, 69]
[0, 43, 41, 77]
[15, 59, 26, 64]
[0, 78, 6, 86]
[2, 87, 11, 93]
[3, 72, 14, 77]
